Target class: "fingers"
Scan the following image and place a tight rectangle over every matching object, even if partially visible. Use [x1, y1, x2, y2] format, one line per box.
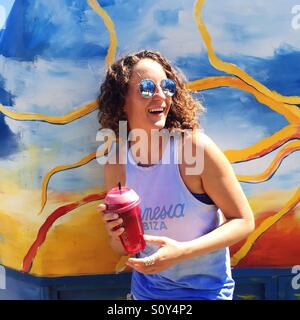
[128, 254, 158, 266]
[97, 203, 107, 212]
[126, 255, 159, 274]
[108, 225, 125, 238]
[98, 203, 119, 223]
[107, 218, 123, 231]
[143, 234, 166, 245]
[105, 216, 124, 236]
[102, 211, 119, 221]
[97, 203, 124, 238]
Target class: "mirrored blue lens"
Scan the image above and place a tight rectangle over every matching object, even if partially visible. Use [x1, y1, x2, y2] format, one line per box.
[139, 79, 176, 98]
[139, 79, 156, 98]
[161, 79, 176, 97]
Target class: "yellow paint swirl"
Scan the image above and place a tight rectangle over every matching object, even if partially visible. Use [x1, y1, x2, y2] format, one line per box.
[194, 0, 300, 105]
[236, 140, 300, 183]
[0, 101, 97, 124]
[87, 0, 117, 66]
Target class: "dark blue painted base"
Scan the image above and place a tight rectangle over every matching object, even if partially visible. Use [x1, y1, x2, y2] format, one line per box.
[232, 267, 300, 300]
[0, 265, 132, 300]
[0, 265, 299, 300]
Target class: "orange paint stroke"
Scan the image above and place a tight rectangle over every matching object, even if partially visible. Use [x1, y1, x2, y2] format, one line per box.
[230, 207, 300, 267]
[231, 187, 300, 266]
[236, 140, 300, 183]
[0, 101, 97, 124]
[193, 0, 300, 105]
[21, 192, 106, 273]
[186, 76, 300, 124]
[224, 124, 299, 163]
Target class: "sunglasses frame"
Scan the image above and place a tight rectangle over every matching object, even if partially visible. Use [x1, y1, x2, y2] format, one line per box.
[138, 79, 176, 99]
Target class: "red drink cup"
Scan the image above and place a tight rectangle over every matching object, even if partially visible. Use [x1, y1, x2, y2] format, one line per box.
[105, 186, 146, 254]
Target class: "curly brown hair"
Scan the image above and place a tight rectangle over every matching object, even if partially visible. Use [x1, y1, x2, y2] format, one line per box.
[97, 50, 205, 137]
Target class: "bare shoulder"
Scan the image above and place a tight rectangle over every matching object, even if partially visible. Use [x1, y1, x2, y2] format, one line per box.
[197, 132, 234, 178]
[180, 129, 232, 176]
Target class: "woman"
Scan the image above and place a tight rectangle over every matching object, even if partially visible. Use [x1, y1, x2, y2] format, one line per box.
[97, 50, 255, 300]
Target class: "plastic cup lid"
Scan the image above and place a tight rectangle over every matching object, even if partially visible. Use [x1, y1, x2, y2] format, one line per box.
[105, 186, 139, 205]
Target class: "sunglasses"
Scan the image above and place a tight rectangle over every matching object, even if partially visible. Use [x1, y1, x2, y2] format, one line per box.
[139, 79, 176, 99]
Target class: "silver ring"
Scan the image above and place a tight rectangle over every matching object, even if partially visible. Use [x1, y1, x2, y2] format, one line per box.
[144, 257, 155, 267]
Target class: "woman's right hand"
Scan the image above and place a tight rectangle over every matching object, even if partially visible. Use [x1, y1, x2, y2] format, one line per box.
[97, 203, 125, 241]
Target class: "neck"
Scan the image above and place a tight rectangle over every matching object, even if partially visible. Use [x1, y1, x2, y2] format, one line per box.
[128, 130, 166, 165]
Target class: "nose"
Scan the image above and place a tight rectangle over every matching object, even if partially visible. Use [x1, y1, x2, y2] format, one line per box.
[153, 84, 166, 99]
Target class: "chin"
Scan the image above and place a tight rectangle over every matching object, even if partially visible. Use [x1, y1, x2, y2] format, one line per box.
[153, 120, 166, 129]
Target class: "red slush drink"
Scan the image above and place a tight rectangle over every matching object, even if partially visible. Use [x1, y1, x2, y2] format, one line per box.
[105, 186, 146, 254]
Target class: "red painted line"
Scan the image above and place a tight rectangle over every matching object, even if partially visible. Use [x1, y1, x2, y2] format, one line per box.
[21, 192, 106, 273]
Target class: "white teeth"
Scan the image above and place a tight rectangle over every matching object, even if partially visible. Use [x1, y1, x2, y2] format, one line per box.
[148, 108, 164, 113]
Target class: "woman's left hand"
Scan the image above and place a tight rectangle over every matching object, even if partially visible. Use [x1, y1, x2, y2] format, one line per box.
[126, 234, 187, 274]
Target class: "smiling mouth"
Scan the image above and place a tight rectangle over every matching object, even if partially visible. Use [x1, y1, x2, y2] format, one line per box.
[148, 107, 165, 114]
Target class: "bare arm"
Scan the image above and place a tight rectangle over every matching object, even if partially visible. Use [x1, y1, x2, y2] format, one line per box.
[97, 162, 127, 256]
[181, 133, 255, 260]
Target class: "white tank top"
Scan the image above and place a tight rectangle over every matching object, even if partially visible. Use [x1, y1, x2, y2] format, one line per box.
[125, 132, 234, 300]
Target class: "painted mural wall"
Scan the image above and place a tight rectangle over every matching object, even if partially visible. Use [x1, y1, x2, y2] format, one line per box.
[0, 0, 299, 277]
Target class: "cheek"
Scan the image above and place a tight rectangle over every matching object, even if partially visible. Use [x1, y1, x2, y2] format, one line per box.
[123, 97, 135, 117]
[124, 102, 147, 123]
[166, 98, 173, 110]
[125, 96, 149, 116]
